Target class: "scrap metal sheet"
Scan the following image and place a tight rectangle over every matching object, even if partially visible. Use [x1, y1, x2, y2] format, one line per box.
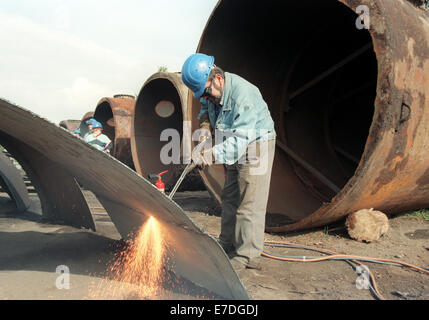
[0, 150, 30, 212]
[0, 98, 248, 300]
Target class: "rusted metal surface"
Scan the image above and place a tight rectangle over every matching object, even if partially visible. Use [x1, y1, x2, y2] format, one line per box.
[59, 120, 81, 132]
[0, 151, 30, 212]
[131, 72, 190, 188]
[94, 95, 136, 170]
[189, 0, 429, 232]
[0, 98, 248, 300]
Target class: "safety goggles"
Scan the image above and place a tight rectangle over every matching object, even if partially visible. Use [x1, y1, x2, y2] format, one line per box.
[201, 80, 213, 98]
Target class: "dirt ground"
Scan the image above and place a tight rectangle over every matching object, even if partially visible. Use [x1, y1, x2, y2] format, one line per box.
[0, 189, 428, 300]
[177, 192, 429, 300]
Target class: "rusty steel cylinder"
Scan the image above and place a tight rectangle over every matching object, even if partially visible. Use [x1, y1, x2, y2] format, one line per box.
[131, 72, 191, 188]
[188, 0, 429, 232]
[59, 120, 81, 132]
[94, 95, 136, 169]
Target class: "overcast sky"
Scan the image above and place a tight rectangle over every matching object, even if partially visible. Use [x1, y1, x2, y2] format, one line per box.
[0, 0, 218, 124]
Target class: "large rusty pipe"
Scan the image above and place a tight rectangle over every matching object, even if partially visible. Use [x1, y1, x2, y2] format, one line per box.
[94, 95, 136, 170]
[189, 0, 429, 232]
[59, 120, 81, 132]
[131, 72, 190, 188]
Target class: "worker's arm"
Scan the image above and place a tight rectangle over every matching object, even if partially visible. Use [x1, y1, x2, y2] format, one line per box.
[199, 113, 211, 131]
[101, 136, 113, 153]
[198, 99, 212, 129]
[104, 142, 113, 153]
[212, 103, 258, 165]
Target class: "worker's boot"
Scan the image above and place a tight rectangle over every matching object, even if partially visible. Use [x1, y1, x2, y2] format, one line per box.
[246, 257, 262, 270]
[230, 257, 246, 272]
[231, 256, 262, 271]
[219, 242, 236, 259]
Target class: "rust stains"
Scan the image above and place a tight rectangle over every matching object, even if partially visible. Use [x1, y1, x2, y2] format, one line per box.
[192, 0, 429, 232]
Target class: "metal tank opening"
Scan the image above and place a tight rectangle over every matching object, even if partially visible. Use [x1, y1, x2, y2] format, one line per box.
[93, 96, 136, 170]
[192, 0, 378, 228]
[155, 100, 176, 118]
[133, 78, 183, 186]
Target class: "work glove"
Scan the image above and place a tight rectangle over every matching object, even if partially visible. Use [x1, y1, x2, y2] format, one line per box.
[192, 147, 214, 170]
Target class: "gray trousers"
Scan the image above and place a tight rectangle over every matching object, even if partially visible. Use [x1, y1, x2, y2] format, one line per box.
[219, 139, 275, 262]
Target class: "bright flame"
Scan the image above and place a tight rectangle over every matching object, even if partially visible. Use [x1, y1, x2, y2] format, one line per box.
[89, 216, 166, 299]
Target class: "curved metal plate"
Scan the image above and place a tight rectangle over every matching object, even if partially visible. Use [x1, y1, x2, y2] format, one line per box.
[0, 98, 249, 300]
[0, 130, 95, 230]
[0, 151, 30, 212]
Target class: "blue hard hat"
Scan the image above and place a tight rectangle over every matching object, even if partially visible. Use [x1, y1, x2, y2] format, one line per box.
[181, 53, 214, 98]
[92, 121, 103, 129]
[74, 129, 80, 134]
[86, 118, 96, 125]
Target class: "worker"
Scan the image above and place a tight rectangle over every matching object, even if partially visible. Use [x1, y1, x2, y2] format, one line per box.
[84, 118, 96, 139]
[84, 121, 112, 154]
[181, 53, 276, 271]
[73, 129, 81, 137]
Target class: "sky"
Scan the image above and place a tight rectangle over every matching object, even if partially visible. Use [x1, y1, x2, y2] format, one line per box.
[0, 0, 218, 124]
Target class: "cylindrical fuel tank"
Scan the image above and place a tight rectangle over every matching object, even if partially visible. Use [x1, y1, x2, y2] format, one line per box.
[59, 120, 81, 132]
[188, 0, 429, 232]
[131, 72, 192, 189]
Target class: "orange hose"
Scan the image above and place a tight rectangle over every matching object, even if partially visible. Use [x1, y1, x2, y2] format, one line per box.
[262, 240, 428, 300]
[261, 251, 387, 299]
[262, 241, 429, 275]
[211, 234, 427, 299]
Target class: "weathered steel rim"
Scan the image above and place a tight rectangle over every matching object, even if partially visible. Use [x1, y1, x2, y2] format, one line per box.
[189, 0, 429, 232]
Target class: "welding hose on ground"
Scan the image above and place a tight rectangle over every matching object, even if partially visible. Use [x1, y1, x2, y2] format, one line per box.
[262, 240, 429, 274]
[210, 234, 428, 300]
[261, 240, 429, 300]
[263, 240, 384, 300]
[262, 247, 384, 300]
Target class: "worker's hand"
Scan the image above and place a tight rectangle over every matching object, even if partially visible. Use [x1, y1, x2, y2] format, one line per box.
[192, 152, 208, 170]
[198, 128, 211, 145]
[192, 148, 213, 170]
[199, 132, 210, 145]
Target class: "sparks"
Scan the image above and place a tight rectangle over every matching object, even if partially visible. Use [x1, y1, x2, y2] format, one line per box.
[89, 216, 166, 299]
